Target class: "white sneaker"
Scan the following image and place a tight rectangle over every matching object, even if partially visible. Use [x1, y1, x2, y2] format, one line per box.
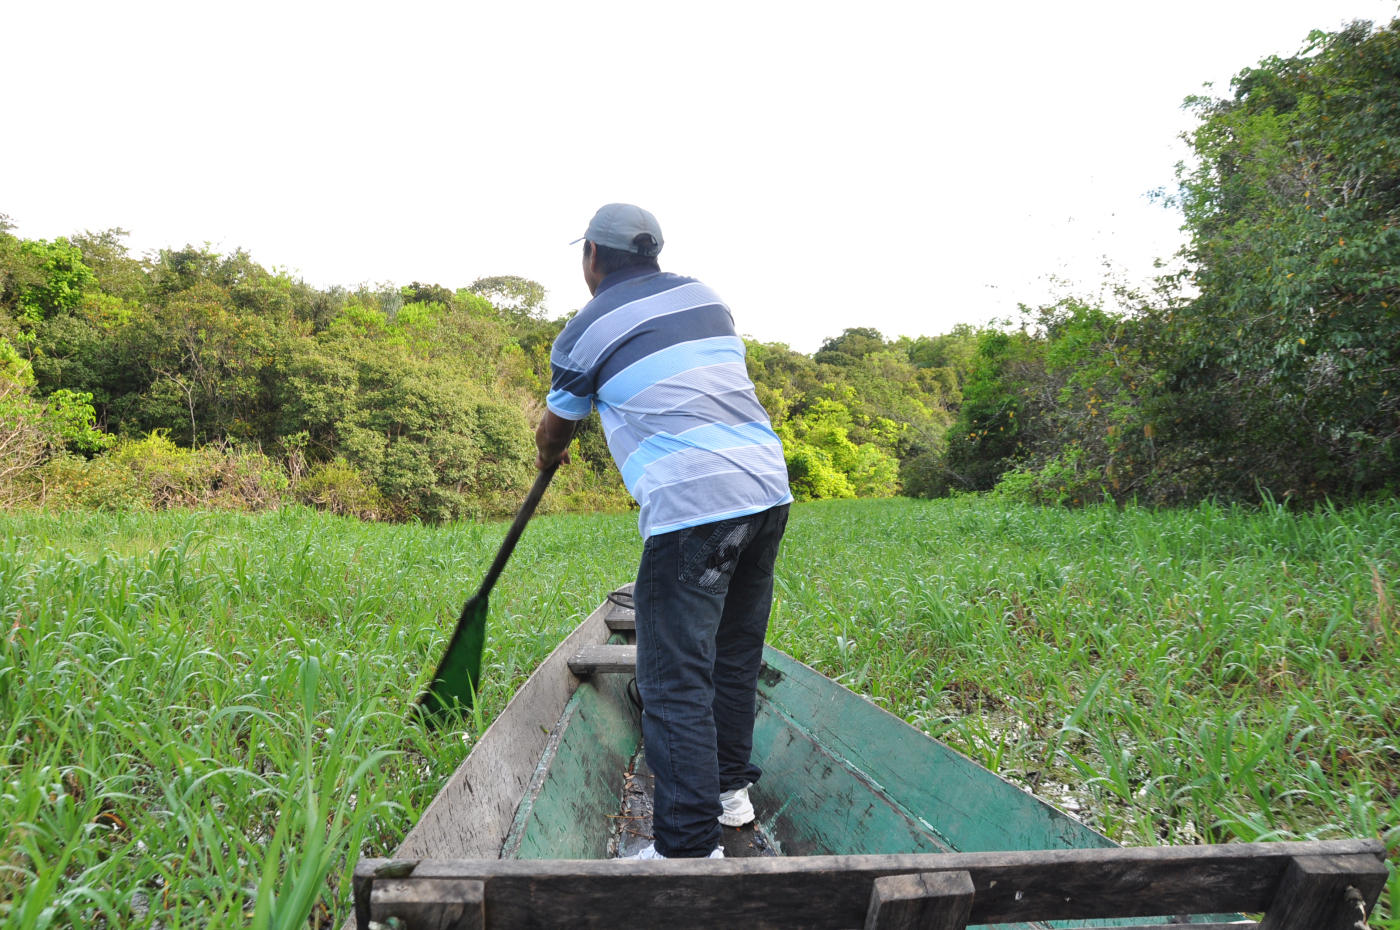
[619, 843, 724, 860]
[719, 783, 754, 827]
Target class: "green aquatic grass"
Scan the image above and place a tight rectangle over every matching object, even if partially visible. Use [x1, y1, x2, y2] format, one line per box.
[770, 497, 1399, 924]
[2, 497, 1397, 926]
[1, 507, 644, 929]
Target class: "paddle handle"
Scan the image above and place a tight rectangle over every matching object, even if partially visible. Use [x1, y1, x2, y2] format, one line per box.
[474, 462, 559, 600]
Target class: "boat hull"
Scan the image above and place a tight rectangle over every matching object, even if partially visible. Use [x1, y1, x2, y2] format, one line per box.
[396, 586, 1116, 865]
[346, 590, 1375, 929]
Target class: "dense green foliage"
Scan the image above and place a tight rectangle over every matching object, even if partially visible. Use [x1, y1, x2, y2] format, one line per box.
[1, 218, 973, 514]
[1163, 19, 1400, 498]
[948, 19, 1400, 505]
[745, 326, 973, 500]
[6, 21, 1400, 515]
[0, 222, 633, 519]
[3, 499, 1395, 926]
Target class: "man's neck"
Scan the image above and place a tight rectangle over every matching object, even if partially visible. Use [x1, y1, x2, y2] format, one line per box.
[594, 265, 660, 296]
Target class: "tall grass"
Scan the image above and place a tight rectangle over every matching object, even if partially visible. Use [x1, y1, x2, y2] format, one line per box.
[2, 497, 1396, 925]
[1, 507, 643, 928]
[769, 496, 1398, 924]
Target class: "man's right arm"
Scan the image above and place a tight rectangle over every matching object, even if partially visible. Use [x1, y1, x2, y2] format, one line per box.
[535, 409, 578, 469]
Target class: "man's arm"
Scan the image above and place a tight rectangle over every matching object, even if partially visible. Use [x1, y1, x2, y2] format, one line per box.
[535, 409, 578, 469]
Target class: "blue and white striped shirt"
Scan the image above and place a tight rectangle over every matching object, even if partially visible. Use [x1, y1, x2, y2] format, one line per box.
[547, 268, 792, 538]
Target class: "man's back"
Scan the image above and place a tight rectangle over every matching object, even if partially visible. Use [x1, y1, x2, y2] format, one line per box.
[548, 267, 791, 537]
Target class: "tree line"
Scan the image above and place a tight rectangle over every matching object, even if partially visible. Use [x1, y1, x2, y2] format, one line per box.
[941, 19, 1399, 505]
[2, 18, 1396, 517]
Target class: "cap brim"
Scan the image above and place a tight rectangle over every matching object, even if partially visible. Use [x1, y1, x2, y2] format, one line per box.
[568, 236, 586, 245]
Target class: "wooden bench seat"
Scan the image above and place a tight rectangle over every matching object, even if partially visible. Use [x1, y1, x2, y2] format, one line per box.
[603, 601, 635, 632]
[567, 644, 637, 675]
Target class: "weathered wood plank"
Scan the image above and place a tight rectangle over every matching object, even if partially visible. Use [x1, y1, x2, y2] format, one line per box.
[497, 689, 585, 859]
[1257, 855, 1388, 930]
[392, 585, 629, 861]
[864, 871, 973, 930]
[604, 601, 635, 631]
[753, 648, 1116, 856]
[1113, 925, 1255, 930]
[567, 644, 637, 675]
[370, 878, 484, 930]
[358, 839, 1384, 930]
[747, 694, 952, 855]
[502, 671, 641, 859]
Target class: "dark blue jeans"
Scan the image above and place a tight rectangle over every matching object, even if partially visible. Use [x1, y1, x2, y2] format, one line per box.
[634, 503, 790, 858]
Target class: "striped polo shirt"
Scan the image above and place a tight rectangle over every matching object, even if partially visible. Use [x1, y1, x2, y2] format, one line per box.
[547, 267, 792, 538]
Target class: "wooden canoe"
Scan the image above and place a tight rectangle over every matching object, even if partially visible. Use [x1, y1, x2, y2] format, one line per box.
[351, 588, 1388, 930]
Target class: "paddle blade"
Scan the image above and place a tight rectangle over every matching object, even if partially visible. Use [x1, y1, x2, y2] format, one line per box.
[418, 593, 488, 726]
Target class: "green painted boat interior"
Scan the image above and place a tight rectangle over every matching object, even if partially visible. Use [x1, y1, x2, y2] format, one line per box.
[501, 670, 641, 861]
[502, 643, 1233, 927]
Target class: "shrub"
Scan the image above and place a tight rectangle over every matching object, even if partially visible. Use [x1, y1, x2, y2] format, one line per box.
[784, 445, 854, 502]
[0, 338, 112, 505]
[37, 432, 289, 512]
[35, 452, 148, 511]
[293, 459, 387, 520]
[0, 340, 44, 505]
[778, 399, 899, 500]
[993, 447, 1107, 506]
[284, 343, 535, 522]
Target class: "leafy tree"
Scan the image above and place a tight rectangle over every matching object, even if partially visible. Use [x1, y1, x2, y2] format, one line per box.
[0, 216, 47, 334]
[940, 329, 1043, 493]
[1158, 17, 1400, 499]
[982, 300, 1160, 505]
[11, 237, 95, 325]
[776, 398, 899, 500]
[404, 281, 455, 306]
[901, 323, 979, 382]
[0, 337, 45, 500]
[468, 275, 548, 322]
[813, 327, 888, 367]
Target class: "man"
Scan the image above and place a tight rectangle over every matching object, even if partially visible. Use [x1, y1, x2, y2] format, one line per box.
[534, 203, 792, 860]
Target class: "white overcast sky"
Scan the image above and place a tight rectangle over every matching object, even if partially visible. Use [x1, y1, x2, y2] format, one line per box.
[3, 1, 1397, 351]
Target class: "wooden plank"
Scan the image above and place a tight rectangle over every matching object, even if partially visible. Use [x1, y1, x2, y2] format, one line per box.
[1114, 925, 1256, 930]
[498, 688, 586, 859]
[604, 600, 635, 632]
[864, 871, 974, 930]
[754, 648, 1117, 856]
[370, 877, 484, 930]
[746, 694, 952, 855]
[393, 585, 628, 861]
[1258, 855, 1389, 930]
[501, 671, 641, 859]
[357, 839, 1385, 930]
[567, 644, 637, 675]
[1103, 924, 1260, 930]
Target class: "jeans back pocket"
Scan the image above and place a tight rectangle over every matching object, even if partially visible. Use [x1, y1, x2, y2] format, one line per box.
[678, 519, 752, 594]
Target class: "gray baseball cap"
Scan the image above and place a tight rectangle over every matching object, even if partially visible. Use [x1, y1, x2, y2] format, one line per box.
[570, 203, 664, 257]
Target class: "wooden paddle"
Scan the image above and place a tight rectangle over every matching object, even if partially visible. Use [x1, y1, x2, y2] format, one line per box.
[417, 462, 559, 726]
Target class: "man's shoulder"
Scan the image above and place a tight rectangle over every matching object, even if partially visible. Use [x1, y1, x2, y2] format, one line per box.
[581, 271, 702, 315]
[560, 272, 714, 341]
